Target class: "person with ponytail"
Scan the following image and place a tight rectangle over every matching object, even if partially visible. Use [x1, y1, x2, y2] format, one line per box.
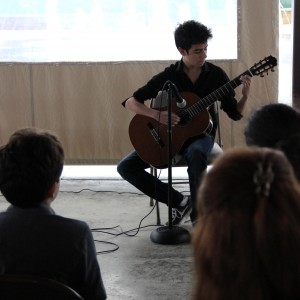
[192, 147, 300, 300]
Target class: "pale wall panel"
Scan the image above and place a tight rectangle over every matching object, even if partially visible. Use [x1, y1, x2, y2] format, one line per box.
[0, 64, 32, 145]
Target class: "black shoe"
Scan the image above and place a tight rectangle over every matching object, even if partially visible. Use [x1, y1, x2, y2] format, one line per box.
[166, 196, 192, 226]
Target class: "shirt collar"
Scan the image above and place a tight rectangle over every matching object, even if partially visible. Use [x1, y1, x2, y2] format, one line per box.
[176, 59, 209, 73]
[6, 203, 56, 215]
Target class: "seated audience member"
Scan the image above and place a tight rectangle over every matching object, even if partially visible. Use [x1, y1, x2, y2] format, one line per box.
[192, 147, 300, 300]
[244, 103, 300, 181]
[0, 128, 107, 300]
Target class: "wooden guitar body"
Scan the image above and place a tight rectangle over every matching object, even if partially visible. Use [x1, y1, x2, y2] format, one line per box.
[129, 92, 211, 167]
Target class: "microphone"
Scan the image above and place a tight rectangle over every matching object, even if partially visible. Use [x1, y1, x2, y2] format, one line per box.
[168, 82, 186, 108]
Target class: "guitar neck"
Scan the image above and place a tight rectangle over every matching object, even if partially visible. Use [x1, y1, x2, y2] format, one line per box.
[187, 69, 253, 117]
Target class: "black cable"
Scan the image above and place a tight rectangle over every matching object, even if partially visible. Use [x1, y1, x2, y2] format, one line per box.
[91, 199, 159, 237]
[59, 188, 144, 196]
[91, 202, 161, 255]
[92, 224, 159, 237]
[94, 240, 119, 254]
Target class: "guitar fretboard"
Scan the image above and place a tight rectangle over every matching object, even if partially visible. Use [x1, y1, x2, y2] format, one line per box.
[187, 69, 253, 118]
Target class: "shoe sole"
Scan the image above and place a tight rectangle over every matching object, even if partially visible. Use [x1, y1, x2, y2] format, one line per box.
[166, 206, 192, 226]
[176, 206, 192, 225]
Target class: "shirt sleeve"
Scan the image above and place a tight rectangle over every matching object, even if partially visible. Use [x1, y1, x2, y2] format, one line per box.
[219, 94, 243, 121]
[121, 65, 175, 107]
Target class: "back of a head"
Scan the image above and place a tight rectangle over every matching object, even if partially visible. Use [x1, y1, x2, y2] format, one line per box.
[244, 103, 300, 148]
[0, 128, 64, 208]
[174, 20, 213, 51]
[193, 147, 300, 300]
[245, 103, 300, 181]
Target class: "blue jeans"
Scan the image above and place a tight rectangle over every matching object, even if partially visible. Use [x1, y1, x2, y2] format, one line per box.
[117, 134, 214, 222]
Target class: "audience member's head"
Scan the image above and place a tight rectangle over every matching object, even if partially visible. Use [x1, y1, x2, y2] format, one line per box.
[192, 147, 300, 300]
[244, 103, 300, 180]
[0, 127, 64, 208]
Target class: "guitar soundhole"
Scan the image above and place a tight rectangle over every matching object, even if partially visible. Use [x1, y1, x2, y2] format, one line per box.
[177, 110, 191, 127]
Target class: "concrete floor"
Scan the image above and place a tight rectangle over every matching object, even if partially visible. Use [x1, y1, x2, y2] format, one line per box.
[0, 166, 195, 300]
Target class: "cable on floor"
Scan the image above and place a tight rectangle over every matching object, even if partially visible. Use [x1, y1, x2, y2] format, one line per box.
[92, 200, 161, 255]
[59, 188, 145, 196]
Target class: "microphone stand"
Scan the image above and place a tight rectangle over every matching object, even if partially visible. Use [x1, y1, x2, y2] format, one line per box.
[150, 85, 190, 245]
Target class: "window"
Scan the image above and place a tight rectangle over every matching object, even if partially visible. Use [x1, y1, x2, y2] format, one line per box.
[279, 0, 293, 104]
[0, 0, 238, 62]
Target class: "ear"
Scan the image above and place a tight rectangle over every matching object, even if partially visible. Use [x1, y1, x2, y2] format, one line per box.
[178, 47, 187, 56]
[47, 182, 59, 200]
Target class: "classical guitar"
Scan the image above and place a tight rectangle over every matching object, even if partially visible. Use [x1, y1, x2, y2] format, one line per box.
[129, 55, 277, 167]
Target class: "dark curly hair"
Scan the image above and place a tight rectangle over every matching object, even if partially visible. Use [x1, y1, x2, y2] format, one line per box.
[174, 20, 212, 52]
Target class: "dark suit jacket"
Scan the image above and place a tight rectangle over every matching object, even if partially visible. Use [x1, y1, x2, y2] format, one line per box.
[0, 204, 106, 300]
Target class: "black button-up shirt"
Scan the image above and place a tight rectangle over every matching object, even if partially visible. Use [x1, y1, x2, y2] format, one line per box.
[124, 59, 242, 138]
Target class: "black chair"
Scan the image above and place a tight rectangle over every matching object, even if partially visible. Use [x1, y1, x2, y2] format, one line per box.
[149, 91, 223, 225]
[0, 274, 85, 300]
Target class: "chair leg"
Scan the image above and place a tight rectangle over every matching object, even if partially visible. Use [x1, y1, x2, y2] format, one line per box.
[150, 198, 154, 206]
[149, 167, 161, 225]
[155, 200, 161, 225]
[149, 167, 155, 206]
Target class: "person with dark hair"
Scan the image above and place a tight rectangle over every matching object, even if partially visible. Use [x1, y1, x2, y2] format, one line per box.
[117, 20, 251, 225]
[192, 147, 300, 300]
[0, 128, 107, 300]
[244, 103, 300, 181]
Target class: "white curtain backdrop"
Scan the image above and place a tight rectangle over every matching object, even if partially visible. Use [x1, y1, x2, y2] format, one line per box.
[0, 0, 278, 164]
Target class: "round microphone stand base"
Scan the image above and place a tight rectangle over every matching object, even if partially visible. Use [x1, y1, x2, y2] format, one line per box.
[150, 225, 190, 245]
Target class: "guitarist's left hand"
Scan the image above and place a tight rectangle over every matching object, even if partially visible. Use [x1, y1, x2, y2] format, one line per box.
[240, 75, 251, 99]
[237, 75, 251, 113]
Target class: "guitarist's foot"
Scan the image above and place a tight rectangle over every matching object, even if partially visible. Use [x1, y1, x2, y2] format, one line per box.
[166, 196, 192, 226]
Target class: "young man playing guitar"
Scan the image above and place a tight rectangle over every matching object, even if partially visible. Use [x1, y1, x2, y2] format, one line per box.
[117, 20, 251, 225]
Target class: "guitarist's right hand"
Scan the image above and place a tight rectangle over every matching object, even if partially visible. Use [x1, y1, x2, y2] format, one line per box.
[154, 110, 180, 127]
[125, 97, 180, 127]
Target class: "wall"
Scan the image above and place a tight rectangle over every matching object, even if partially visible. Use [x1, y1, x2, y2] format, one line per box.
[0, 0, 278, 164]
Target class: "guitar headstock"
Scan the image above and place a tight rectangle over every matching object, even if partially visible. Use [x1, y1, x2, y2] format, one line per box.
[249, 55, 277, 77]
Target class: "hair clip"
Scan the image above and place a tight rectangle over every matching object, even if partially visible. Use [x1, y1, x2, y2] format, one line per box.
[253, 162, 274, 197]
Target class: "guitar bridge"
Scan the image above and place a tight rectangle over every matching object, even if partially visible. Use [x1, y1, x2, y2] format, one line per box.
[204, 119, 213, 135]
[147, 122, 165, 147]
